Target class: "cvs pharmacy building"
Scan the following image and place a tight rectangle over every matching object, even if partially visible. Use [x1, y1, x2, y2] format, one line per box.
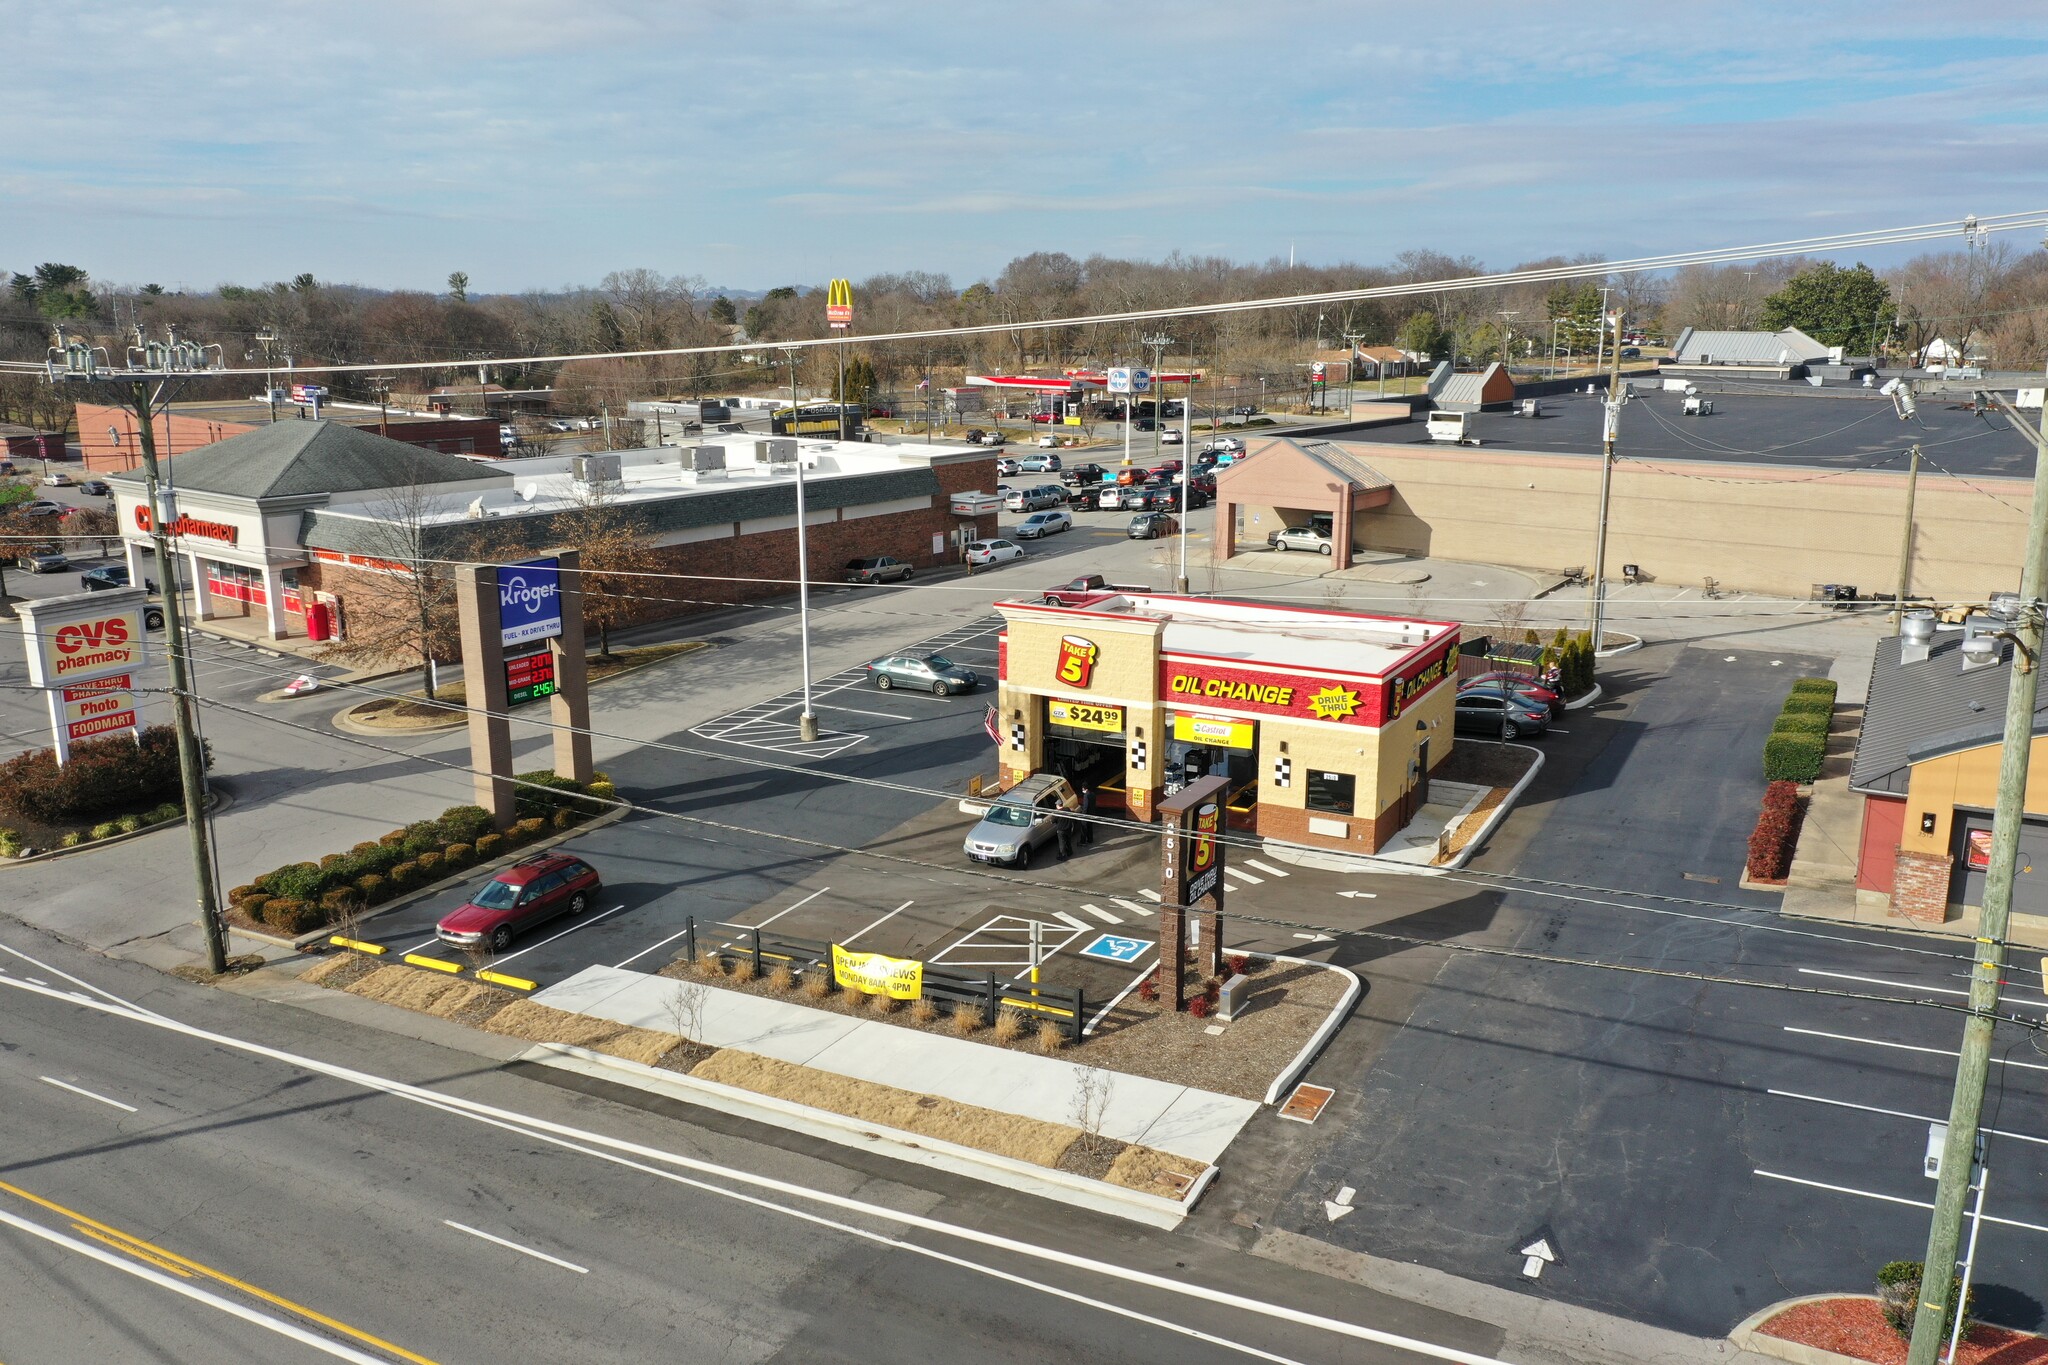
[994, 592, 1460, 854]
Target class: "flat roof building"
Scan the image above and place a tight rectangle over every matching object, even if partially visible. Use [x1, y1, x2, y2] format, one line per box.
[76, 396, 500, 474]
[994, 591, 1460, 854]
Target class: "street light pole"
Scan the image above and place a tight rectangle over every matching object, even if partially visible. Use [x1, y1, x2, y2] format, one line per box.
[782, 347, 819, 743]
[1143, 332, 1172, 464]
[1588, 309, 1625, 654]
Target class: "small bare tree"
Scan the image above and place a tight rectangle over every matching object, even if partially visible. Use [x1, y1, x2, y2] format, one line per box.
[1491, 598, 1531, 641]
[1068, 1065, 1115, 1163]
[664, 979, 708, 1045]
[557, 473, 661, 657]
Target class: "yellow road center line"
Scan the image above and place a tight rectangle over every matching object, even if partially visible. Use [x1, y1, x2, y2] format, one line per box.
[72, 1223, 193, 1277]
[0, 1178, 438, 1365]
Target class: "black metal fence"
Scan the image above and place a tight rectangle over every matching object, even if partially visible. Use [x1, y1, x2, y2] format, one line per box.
[681, 917, 1086, 1044]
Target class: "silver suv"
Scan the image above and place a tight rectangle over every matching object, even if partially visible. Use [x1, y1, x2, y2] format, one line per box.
[1267, 525, 1333, 555]
[963, 774, 1079, 868]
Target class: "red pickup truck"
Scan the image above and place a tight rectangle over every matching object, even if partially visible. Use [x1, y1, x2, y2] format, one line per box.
[1042, 574, 1149, 607]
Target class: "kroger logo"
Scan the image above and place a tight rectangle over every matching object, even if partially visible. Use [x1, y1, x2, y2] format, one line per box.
[500, 574, 556, 613]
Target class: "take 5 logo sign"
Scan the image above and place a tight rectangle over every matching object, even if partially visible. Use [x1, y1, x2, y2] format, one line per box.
[1184, 797, 1222, 903]
[499, 557, 563, 647]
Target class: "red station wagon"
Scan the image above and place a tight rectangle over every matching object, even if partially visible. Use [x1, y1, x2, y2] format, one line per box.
[436, 852, 603, 952]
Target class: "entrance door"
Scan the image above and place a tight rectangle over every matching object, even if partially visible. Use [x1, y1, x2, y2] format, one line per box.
[1415, 739, 1430, 808]
[1948, 810, 2048, 914]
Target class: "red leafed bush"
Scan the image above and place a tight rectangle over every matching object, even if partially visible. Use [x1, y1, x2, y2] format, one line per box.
[1136, 970, 1160, 1002]
[1745, 780, 1804, 882]
[0, 725, 202, 824]
[1187, 994, 1213, 1019]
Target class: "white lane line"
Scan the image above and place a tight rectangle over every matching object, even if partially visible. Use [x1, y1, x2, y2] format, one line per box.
[612, 926, 695, 971]
[26, 976, 48, 986]
[1243, 859, 1290, 878]
[1084, 965, 1157, 1036]
[1079, 904, 1122, 924]
[752, 886, 829, 930]
[491, 904, 628, 966]
[38, 1076, 138, 1113]
[842, 901, 914, 947]
[442, 1220, 589, 1274]
[1768, 1088, 2048, 1146]
[1228, 869, 1264, 886]
[1797, 966, 2048, 1010]
[1782, 1026, 2048, 1075]
[1137, 888, 1162, 902]
[1051, 910, 1092, 931]
[1754, 1170, 2048, 1236]
[1113, 898, 1150, 918]
[815, 703, 911, 721]
[0, 1207, 391, 1364]
[2, 971, 1515, 1365]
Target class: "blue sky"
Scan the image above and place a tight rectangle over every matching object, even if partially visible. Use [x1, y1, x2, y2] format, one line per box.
[5, 2, 2047, 294]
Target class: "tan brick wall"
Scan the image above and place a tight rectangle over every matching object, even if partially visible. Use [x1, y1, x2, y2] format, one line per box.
[1237, 439, 2030, 602]
[1892, 847, 1954, 923]
[1900, 734, 2048, 856]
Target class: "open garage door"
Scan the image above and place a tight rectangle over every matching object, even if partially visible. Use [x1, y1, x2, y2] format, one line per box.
[1948, 809, 2048, 915]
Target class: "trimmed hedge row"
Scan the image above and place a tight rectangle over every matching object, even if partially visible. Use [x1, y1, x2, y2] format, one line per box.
[0, 726, 207, 825]
[1762, 677, 1837, 783]
[231, 772, 610, 936]
[1745, 780, 1804, 882]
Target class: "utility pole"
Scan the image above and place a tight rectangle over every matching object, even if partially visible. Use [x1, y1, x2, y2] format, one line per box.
[1143, 332, 1172, 463]
[1594, 287, 1613, 376]
[1588, 308, 1625, 653]
[1905, 380, 2048, 1365]
[781, 347, 819, 743]
[1892, 443, 1923, 628]
[1343, 329, 1369, 419]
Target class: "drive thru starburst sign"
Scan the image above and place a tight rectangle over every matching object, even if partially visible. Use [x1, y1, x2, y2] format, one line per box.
[1307, 685, 1359, 721]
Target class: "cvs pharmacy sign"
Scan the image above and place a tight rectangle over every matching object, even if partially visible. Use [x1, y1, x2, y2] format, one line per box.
[48, 611, 144, 678]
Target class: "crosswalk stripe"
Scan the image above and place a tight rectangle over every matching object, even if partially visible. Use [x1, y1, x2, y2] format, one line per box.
[1079, 904, 1122, 924]
[1243, 858, 1290, 877]
[1229, 868, 1264, 885]
[1138, 888, 1162, 902]
[1052, 910, 1092, 931]
[1112, 898, 1149, 918]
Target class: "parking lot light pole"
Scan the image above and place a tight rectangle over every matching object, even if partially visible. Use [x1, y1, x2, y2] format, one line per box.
[781, 348, 818, 743]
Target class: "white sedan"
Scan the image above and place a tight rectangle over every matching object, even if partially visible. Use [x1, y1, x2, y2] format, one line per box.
[1161, 428, 1184, 445]
[964, 538, 1026, 568]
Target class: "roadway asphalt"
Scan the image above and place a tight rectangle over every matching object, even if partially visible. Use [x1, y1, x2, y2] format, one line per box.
[0, 921, 1507, 1364]
[1266, 644, 2048, 1337]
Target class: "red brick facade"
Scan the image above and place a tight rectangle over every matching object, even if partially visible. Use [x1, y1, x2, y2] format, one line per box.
[1891, 847, 1953, 923]
[77, 403, 498, 473]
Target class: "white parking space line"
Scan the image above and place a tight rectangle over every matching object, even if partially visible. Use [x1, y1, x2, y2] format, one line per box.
[1797, 966, 2048, 1010]
[842, 901, 914, 947]
[1754, 1170, 2048, 1236]
[815, 703, 911, 720]
[1079, 904, 1122, 924]
[613, 926, 695, 971]
[491, 905, 628, 966]
[39, 1076, 138, 1112]
[1768, 1088, 2048, 1146]
[1782, 1025, 2048, 1075]
[1051, 910, 1091, 931]
[442, 1221, 589, 1274]
[752, 887, 830, 930]
[1243, 858, 1290, 878]
[929, 914, 1083, 969]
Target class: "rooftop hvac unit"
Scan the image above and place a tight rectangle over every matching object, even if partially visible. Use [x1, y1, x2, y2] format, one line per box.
[1426, 411, 1476, 445]
[680, 444, 726, 473]
[573, 453, 622, 485]
[1515, 399, 1542, 418]
[1682, 394, 1713, 416]
[1899, 609, 1937, 664]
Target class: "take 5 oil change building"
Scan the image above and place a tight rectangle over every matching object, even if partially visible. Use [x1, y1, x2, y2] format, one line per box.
[993, 592, 1461, 854]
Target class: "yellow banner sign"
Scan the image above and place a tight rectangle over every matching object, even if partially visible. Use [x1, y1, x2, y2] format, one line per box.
[831, 944, 923, 999]
[1173, 712, 1255, 750]
[1049, 700, 1124, 733]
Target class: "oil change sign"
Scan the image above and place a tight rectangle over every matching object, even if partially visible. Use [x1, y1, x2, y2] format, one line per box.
[1049, 699, 1123, 733]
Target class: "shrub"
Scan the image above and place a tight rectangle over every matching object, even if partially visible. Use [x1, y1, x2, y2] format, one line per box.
[388, 861, 420, 891]
[871, 991, 898, 1014]
[992, 1009, 1027, 1043]
[319, 886, 363, 916]
[510, 817, 546, 844]
[442, 843, 473, 870]
[1137, 970, 1160, 1003]
[0, 725, 202, 825]
[474, 832, 504, 860]
[950, 1004, 985, 1034]
[416, 850, 444, 875]
[437, 804, 494, 845]
[910, 997, 938, 1024]
[1763, 731, 1826, 783]
[1875, 1260, 1971, 1340]
[1188, 994, 1214, 1019]
[696, 949, 727, 976]
[588, 780, 618, 803]
[551, 808, 579, 831]
[1746, 781, 1804, 882]
[90, 821, 121, 840]
[270, 861, 329, 904]
[262, 897, 323, 934]
[1034, 1020, 1067, 1053]
[1226, 954, 1253, 976]
[146, 802, 182, 825]
[320, 852, 347, 873]
[802, 969, 834, 998]
[354, 874, 387, 904]
[116, 814, 143, 835]
[1778, 694, 1834, 717]
[238, 892, 272, 919]
[730, 958, 757, 984]
[767, 964, 795, 992]
[1790, 676, 1838, 698]
[349, 841, 381, 857]
[379, 830, 406, 847]
[513, 771, 601, 821]
[1772, 712, 1830, 738]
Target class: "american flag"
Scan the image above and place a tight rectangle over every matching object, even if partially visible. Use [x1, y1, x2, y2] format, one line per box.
[917, 377, 930, 390]
[983, 704, 1000, 745]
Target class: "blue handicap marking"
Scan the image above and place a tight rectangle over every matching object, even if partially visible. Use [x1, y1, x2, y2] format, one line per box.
[1081, 934, 1150, 964]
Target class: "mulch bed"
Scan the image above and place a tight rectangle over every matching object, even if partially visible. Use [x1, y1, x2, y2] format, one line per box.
[1759, 1297, 2048, 1365]
[1435, 742, 1539, 788]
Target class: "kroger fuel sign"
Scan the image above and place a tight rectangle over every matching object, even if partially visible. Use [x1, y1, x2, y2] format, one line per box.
[499, 557, 563, 648]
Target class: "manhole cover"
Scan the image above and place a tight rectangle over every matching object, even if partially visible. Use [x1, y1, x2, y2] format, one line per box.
[1278, 1083, 1334, 1124]
[916, 1096, 940, 1109]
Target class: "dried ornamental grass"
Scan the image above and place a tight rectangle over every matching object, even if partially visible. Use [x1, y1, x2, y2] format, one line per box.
[1034, 1020, 1067, 1053]
[870, 992, 898, 1015]
[1104, 1145, 1208, 1198]
[484, 1000, 627, 1049]
[695, 949, 727, 977]
[802, 971, 835, 1000]
[593, 1028, 686, 1067]
[766, 964, 795, 992]
[909, 998, 939, 1025]
[729, 959, 757, 984]
[949, 1004, 985, 1035]
[992, 1009, 1027, 1044]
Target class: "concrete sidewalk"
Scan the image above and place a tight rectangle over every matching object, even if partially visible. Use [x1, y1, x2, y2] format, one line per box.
[532, 964, 1261, 1166]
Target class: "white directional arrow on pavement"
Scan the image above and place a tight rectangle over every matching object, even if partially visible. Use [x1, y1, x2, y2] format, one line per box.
[1335, 890, 1378, 899]
[1323, 1201, 1353, 1222]
[1519, 1238, 1557, 1279]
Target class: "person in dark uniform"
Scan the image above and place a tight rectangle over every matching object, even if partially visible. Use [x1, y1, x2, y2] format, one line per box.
[1078, 786, 1098, 846]
[1054, 808, 1074, 861]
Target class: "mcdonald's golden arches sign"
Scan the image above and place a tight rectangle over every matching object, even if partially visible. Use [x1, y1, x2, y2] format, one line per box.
[826, 278, 853, 330]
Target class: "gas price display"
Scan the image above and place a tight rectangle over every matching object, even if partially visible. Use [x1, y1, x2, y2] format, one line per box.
[504, 644, 557, 708]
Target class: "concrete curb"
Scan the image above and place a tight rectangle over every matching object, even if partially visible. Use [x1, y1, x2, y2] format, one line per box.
[1434, 744, 1546, 872]
[1727, 1295, 1879, 1365]
[1564, 683, 1605, 711]
[522, 1041, 1202, 1230]
[1594, 632, 1643, 658]
[0, 786, 232, 868]
[331, 643, 712, 736]
[1262, 958, 1362, 1105]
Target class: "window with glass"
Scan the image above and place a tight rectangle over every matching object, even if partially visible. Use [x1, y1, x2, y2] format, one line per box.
[1306, 769, 1356, 815]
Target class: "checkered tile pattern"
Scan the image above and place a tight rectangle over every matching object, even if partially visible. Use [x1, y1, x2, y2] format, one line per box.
[1009, 722, 1027, 752]
[1129, 736, 1147, 770]
[1272, 756, 1292, 787]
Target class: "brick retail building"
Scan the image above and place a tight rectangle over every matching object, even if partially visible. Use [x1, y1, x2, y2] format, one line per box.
[77, 396, 501, 474]
[106, 420, 998, 644]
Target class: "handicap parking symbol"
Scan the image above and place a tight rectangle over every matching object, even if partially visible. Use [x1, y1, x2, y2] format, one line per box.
[1081, 934, 1150, 964]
